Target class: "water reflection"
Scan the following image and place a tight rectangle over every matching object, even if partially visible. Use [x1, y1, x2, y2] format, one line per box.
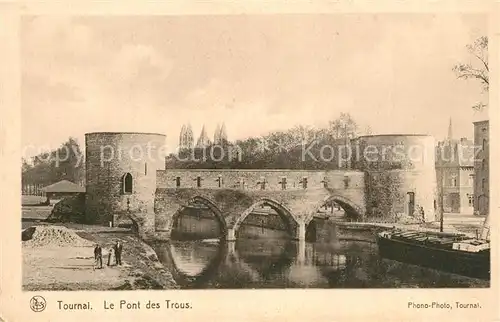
[153, 238, 489, 289]
[154, 240, 227, 289]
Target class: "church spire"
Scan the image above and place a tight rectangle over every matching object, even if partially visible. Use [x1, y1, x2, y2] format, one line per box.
[196, 124, 211, 148]
[179, 124, 186, 149]
[219, 122, 227, 143]
[213, 123, 221, 145]
[179, 123, 194, 150]
[447, 117, 453, 141]
[185, 123, 194, 149]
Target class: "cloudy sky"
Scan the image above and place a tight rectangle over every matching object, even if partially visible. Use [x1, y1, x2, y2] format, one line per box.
[21, 14, 488, 157]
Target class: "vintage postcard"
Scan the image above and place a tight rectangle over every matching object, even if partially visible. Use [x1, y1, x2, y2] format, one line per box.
[0, 1, 498, 321]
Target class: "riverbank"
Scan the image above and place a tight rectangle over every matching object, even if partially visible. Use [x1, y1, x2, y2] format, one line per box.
[337, 219, 484, 236]
[22, 224, 178, 291]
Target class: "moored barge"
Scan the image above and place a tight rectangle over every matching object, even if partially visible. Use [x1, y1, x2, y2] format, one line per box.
[377, 229, 490, 280]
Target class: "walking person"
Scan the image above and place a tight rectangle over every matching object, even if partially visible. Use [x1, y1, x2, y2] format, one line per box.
[94, 244, 103, 269]
[114, 241, 123, 266]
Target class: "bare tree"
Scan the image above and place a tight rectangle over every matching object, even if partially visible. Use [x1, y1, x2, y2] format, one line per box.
[453, 36, 488, 110]
[328, 112, 359, 139]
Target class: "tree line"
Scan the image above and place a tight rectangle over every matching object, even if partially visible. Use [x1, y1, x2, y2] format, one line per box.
[21, 137, 85, 194]
[166, 112, 369, 170]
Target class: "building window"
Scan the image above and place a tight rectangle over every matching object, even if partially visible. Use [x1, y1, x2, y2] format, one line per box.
[279, 177, 287, 190]
[144, 163, 148, 175]
[469, 174, 474, 186]
[216, 175, 223, 188]
[258, 177, 266, 190]
[122, 173, 133, 194]
[300, 176, 308, 189]
[483, 138, 487, 150]
[175, 176, 181, 188]
[343, 175, 350, 189]
[482, 159, 486, 170]
[195, 176, 202, 188]
[451, 177, 457, 187]
[468, 194, 474, 207]
[482, 178, 486, 190]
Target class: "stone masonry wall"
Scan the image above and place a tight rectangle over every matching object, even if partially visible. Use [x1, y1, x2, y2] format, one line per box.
[156, 169, 364, 192]
[85, 132, 166, 226]
[355, 135, 437, 223]
[365, 170, 436, 223]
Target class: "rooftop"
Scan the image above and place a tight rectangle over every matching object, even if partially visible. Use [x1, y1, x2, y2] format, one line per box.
[42, 180, 85, 193]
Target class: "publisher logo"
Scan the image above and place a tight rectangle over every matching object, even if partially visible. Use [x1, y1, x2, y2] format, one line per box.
[30, 296, 46, 312]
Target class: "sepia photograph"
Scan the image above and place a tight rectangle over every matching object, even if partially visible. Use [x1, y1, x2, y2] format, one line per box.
[19, 13, 491, 294]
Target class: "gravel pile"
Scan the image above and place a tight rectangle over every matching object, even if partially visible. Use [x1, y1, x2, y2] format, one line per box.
[22, 225, 94, 248]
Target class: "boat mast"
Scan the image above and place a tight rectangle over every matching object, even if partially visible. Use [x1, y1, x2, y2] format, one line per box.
[437, 168, 444, 233]
[439, 183, 444, 233]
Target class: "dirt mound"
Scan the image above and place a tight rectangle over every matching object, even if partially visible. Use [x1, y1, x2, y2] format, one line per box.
[22, 225, 94, 248]
[45, 194, 85, 223]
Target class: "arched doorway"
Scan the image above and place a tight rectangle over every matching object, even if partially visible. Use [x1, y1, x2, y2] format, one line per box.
[170, 196, 228, 241]
[233, 199, 298, 240]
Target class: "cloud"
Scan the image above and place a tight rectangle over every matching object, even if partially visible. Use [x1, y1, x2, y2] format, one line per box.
[111, 44, 173, 82]
[20, 14, 487, 158]
[22, 17, 96, 77]
[22, 74, 85, 104]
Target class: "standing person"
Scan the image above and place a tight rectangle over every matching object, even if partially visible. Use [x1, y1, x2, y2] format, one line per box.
[107, 244, 115, 266]
[114, 241, 123, 266]
[94, 244, 103, 269]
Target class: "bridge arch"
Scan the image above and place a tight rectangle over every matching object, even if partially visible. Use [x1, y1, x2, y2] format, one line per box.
[310, 195, 365, 224]
[125, 212, 155, 240]
[170, 195, 228, 237]
[232, 198, 299, 238]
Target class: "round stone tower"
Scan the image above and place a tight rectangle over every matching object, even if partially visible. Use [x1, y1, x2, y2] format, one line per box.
[85, 132, 166, 226]
[352, 134, 437, 222]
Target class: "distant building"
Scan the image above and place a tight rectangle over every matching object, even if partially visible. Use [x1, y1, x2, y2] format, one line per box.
[42, 179, 85, 203]
[435, 119, 474, 213]
[219, 123, 228, 143]
[179, 124, 194, 150]
[473, 119, 489, 216]
[214, 122, 228, 145]
[196, 125, 211, 148]
[213, 123, 221, 145]
[178, 123, 228, 150]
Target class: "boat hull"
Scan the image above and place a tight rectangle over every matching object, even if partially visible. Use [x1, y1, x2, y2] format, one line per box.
[377, 235, 490, 280]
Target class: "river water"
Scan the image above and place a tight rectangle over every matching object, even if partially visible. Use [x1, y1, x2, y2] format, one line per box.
[153, 237, 489, 289]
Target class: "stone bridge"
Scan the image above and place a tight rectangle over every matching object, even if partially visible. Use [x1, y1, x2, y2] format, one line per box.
[84, 132, 437, 241]
[148, 169, 366, 241]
